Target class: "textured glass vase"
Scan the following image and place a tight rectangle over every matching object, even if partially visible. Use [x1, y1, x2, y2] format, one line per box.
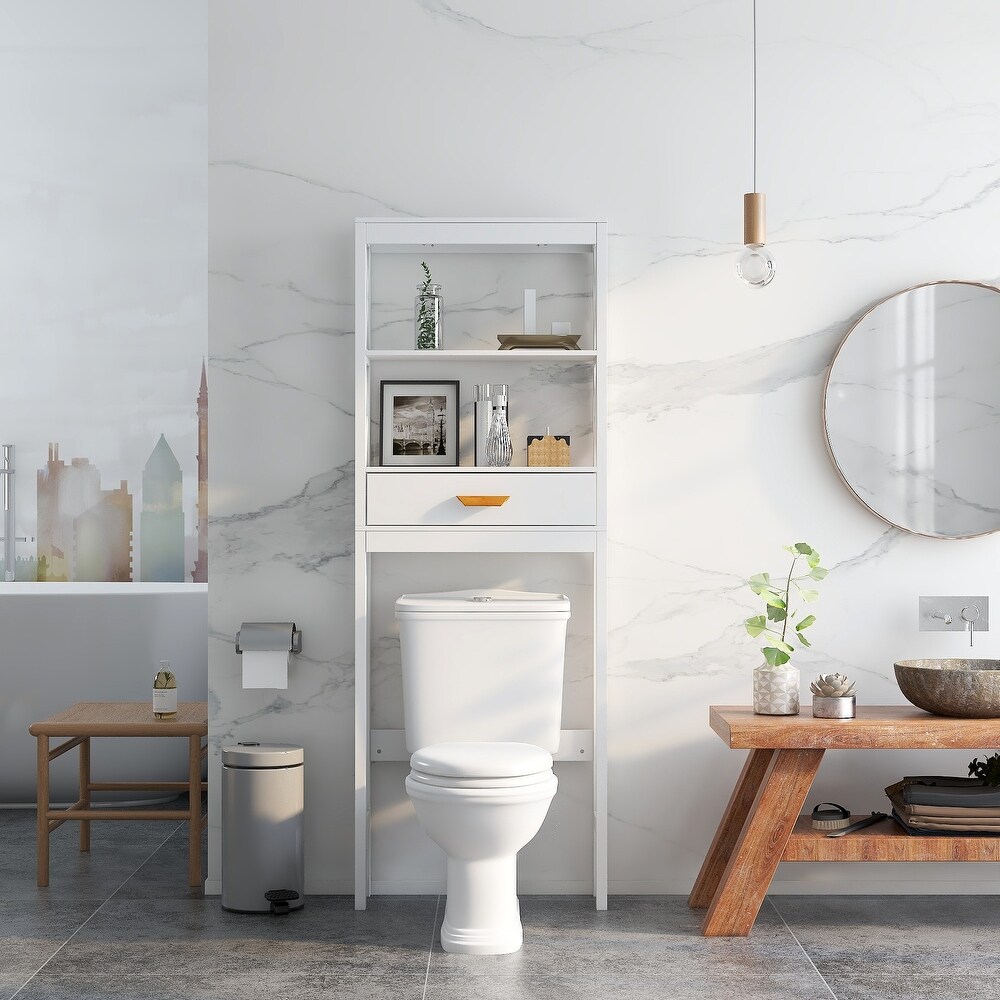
[485, 403, 512, 467]
[415, 283, 443, 349]
[752, 662, 800, 715]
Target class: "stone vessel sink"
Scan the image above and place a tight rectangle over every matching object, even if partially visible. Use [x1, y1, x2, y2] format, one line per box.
[894, 659, 1000, 718]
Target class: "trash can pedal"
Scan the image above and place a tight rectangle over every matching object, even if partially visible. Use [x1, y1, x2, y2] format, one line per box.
[265, 888, 301, 916]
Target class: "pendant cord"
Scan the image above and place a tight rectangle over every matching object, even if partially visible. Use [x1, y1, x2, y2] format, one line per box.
[752, 0, 757, 192]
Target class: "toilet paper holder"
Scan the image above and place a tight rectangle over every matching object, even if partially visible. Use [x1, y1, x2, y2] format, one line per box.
[235, 622, 302, 655]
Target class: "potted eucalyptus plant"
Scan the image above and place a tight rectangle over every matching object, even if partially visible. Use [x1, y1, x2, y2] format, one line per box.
[744, 542, 828, 715]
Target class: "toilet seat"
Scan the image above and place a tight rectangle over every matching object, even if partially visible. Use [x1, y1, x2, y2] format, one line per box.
[409, 741, 553, 789]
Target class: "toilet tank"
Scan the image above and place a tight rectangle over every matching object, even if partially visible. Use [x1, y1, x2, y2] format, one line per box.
[395, 589, 571, 753]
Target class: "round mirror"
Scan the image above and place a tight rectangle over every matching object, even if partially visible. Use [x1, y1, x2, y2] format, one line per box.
[823, 281, 1000, 539]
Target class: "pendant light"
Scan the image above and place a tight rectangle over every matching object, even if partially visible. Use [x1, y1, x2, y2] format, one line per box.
[736, 0, 775, 287]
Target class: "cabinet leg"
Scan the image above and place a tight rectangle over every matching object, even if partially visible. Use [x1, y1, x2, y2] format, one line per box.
[701, 748, 824, 937]
[689, 748, 775, 908]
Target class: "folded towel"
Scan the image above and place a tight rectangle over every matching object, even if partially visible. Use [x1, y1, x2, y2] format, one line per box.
[888, 792, 1000, 834]
[885, 776, 1000, 809]
[889, 797, 1000, 819]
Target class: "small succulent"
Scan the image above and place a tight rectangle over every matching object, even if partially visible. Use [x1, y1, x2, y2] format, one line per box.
[810, 673, 855, 698]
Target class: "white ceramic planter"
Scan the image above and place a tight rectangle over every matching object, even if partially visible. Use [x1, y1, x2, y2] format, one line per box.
[753, 662, 800, 715]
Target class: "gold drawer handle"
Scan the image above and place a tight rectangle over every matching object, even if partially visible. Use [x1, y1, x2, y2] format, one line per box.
[456, 495, 510, 507]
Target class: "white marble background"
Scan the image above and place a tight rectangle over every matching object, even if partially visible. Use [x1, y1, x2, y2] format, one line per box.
[208, 0, 1000, 893]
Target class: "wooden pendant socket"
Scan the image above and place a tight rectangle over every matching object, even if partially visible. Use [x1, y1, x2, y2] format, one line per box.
[743, 192, 766, 246]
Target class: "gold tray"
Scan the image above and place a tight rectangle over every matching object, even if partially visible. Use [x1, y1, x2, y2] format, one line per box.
[497, 334, 581, 351]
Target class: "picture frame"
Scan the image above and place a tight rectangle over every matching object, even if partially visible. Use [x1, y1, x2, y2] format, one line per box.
[379, 380, 460, 467]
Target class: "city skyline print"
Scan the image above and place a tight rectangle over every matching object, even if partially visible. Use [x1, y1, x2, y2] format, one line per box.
[1, 364, 208, 584]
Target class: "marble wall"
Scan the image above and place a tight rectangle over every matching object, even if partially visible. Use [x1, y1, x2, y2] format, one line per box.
[208, 0, 1000, 894]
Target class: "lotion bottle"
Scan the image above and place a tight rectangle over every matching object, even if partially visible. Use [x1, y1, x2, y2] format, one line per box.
[153, 661, 177, 719]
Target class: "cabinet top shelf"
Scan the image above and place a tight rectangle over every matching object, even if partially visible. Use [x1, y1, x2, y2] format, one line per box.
[359, 219, 604, 253]
[366, 349, 598, 362]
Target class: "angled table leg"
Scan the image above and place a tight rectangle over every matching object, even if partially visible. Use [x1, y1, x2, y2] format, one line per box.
[689, 748, 775, 908]
[701, 748, 824, 937]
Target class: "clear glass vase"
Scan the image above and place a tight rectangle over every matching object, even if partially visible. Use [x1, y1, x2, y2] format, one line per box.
[415, 283, 443, 350]
[485, 401, 512, 467]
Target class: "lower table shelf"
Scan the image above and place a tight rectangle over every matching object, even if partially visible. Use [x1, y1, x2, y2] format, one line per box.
[783, 815, 1000, 862]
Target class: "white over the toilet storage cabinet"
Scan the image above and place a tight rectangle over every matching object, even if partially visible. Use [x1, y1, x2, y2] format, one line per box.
[354, 219, 607, 909]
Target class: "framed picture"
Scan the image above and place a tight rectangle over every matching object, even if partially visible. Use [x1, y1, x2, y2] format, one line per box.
[379, 380, 460, 466]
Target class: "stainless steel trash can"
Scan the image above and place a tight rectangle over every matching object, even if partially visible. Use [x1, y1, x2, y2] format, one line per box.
[222, 742, 304, 913]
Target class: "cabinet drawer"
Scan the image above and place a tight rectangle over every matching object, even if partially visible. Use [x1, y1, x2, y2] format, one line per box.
[367, 472, 597, 526]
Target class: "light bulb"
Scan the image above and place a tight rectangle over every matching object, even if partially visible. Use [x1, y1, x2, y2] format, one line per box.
[736, 244, 775, 287]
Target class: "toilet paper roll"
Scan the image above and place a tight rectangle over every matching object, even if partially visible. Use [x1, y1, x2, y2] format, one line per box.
[242, 649, 289, 689]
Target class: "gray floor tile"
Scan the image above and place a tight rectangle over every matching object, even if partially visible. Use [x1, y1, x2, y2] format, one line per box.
[7, 800, 1000, 1000]
[0, 808, 182, 902]
[113, 820, 207, 901]
[40, 896, 437, 979]
[426, 897, 829, 999]
[9, 970, 427, 1000]
[773, 895, 1000, 1000]
[425, 972, 826, 1000]
[0, 899, 101, 971]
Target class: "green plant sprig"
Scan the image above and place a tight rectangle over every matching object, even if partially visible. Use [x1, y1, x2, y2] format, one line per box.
[416, 261, 438, 349]
[744, 542, 828, 666]
[969, 753, 1000, 787]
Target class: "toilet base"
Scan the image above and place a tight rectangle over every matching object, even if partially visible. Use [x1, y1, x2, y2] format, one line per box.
[439, 856, 523, 955]
[440, 914, 523, 955]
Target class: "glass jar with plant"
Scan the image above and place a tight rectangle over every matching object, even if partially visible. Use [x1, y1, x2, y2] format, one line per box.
[415, 261, 443, 350]
[744, 542, 828, 715]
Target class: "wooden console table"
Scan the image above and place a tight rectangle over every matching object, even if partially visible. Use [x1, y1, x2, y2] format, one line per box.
[29, 702, 208, 888]
[689, 706, 1000, 937]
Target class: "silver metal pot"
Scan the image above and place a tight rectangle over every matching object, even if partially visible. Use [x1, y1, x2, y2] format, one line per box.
[811, 695, 856, 719]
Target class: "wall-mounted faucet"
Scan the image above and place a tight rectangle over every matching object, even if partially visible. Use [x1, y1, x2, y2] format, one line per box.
[960, 605, 981, 648]
[919, 596, 990, 647]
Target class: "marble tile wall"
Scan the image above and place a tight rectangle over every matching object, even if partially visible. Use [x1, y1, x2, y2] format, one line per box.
[208, 0, 1000, 894]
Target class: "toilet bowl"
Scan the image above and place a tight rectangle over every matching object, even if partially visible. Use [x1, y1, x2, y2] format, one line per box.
[396, 588, 571, 955]
[405, 741, 557, 955]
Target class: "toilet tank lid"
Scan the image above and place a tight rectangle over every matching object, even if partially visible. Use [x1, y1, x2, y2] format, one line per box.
[222, 743, 304, 768]
[395, 589, 570, 617]
[411, 741, 553, 779]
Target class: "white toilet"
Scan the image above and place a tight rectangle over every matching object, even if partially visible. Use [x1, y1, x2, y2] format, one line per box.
[396, 588, 571, 955]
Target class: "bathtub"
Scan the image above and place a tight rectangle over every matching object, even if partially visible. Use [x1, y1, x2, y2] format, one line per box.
[0, 587, 207, 803]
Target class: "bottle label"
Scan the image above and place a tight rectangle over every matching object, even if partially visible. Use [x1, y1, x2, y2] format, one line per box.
[153, 688, 178, 715]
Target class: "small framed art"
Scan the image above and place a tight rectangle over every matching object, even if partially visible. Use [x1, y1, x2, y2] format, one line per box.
[379, 380, 460, 466]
